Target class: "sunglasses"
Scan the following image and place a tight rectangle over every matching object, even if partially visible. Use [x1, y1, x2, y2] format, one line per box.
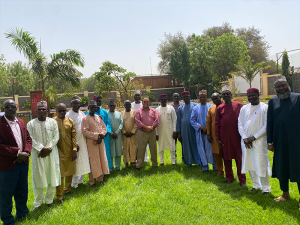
[95, 100, 102, 102]
[58, 110, 66, 113]
[37, 108, 47, 111]
[89, 106, 97, 109]
[5, 106, 17, 109]
[72, 102, 80, 105]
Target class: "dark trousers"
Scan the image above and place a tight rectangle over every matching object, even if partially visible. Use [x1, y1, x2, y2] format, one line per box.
[224, 159, 246, 184]
[0, 163, 29, 225]
[279, 179, 300, 194]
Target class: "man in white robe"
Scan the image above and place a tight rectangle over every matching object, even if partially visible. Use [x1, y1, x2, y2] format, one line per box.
[131, 90, 150, 163]
[238, 88, 271, 194]
[66, 96, 91, 188]
[156, 94, 177, 166]
[27, 101, 61, 210]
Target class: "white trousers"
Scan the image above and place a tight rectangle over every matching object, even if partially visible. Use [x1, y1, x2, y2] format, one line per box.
[71, 175, 85, 188]
[144, 144, 149, 162]
[33, 185, 56, 208]
[249, 171, 271, 192]
[159, 148, 176, 164]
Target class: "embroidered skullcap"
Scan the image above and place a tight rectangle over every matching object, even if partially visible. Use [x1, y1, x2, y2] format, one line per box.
[108, 99, 116, 104]
[159, 94, 168, 98]
[222, 85, 231, 93]
[37, 101, 47, 108]
[173, 92, 179, 96]
[274, 76, 287, 85]
[124, 100, 131, 105]
[93, 95, 102, 100]
[199, 90, 207, 95]
[71, 96, 80, 102]
[134, 90, 141, 95]
[247, 88, 259, 95]
[181, 91, 190, 96]
[88, 100, 97, 106]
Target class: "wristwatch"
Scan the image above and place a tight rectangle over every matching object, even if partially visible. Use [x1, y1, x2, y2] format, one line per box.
[251, 136, 256, 141]
[268, 143, 272, 146]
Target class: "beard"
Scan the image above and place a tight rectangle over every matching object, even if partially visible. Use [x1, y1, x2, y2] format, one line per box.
[277, 86, 291, 100]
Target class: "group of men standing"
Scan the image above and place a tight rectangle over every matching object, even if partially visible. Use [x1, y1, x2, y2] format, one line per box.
[1, 75, 300, 224]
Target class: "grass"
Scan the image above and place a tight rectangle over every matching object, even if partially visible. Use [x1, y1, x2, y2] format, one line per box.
[4, 143, 300, 225]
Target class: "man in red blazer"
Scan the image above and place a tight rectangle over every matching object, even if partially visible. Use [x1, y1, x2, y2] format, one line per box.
[0, 99, 32, 225]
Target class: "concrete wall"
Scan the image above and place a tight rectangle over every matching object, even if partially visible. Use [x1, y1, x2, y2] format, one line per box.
[234, 71, 261, 94]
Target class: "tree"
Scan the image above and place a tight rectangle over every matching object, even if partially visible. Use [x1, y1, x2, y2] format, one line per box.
[5, 28, 84, 99]
[281, 50, 292, 89]
[169, 42, 191, 90]
[263, 60, 281, 75]
[80, 75, 97, 92]
[156, 31, 188, 74]
[6, 61, 36, 96]
[211, 32, 249, 86]
[94, 61, 143, 104]
[45, 86, 74, 109]
[234, 59, 270, 88]
[203, 22, 270, 63]
[189, 34, 214, 95]
[0, 55, 10, 97]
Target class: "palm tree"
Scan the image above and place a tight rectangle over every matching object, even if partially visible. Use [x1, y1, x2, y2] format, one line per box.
[5, 28, 84, 99]
[234, 59, 270, 88]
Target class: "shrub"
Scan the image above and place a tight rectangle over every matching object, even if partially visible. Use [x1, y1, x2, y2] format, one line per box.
[80, 96, 90, 107]
[265, 96, 271, 100]
[23, 99, 31, 110]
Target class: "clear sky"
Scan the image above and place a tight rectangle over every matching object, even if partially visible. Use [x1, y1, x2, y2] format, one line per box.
[0, 0, 299, 78]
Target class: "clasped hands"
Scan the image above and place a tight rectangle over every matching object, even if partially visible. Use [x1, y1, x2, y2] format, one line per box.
[142, 126, 154, 133]
[243, 137, 255, 149]
[14, 151, 30, 163]
[124, 132, 134, 138]
[200, 126, 207, 134]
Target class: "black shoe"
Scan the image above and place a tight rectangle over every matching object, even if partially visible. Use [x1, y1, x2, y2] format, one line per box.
[172, 164, 176, 167]
[33, 207, 40, 213]
[240, 183, 247, 187]
[263, 192, 271, 195]
[159, 163, 164, 167]
[224, 180, 233, 184]
[57, 200, 63, 205]
[16, 214, 27, 222]
[250, 188, 258, 192]
[65, 192, 72, 196]
[136, 167, 141, 171]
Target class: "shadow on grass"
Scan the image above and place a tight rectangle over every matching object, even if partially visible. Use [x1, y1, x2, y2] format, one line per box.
[19, 161, 300, 224]
[180, 166, 300, 222]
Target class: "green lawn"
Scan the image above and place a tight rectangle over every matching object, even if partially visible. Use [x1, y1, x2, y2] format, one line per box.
[4, 143, 300, 225]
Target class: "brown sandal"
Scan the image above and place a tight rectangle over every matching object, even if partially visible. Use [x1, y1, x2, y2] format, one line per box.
[273, 196, 289, 202]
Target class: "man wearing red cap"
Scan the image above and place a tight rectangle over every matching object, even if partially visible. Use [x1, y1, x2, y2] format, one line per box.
[215, 86, 246, 186]
[238, 88, 271, 194]
[176, 91, 200, 167]
[156, 94, 177, 166]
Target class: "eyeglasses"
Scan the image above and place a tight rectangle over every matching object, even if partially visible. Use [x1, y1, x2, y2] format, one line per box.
[4, 106, 17, 109]
[89, 106, 97, 109]
[72, 103, 80, 105]
[37, 108, 47, 111]
[58, 110, 66, 113]
[160, 98, 167, 101]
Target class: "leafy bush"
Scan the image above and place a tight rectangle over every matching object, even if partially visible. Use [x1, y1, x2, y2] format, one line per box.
[80, 96, 90, 107]
[264, 96, 271, 100]
[23, 99, 31, 110]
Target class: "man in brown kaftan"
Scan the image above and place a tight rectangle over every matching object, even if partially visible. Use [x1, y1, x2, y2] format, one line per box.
[82, 101, 109, 187]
